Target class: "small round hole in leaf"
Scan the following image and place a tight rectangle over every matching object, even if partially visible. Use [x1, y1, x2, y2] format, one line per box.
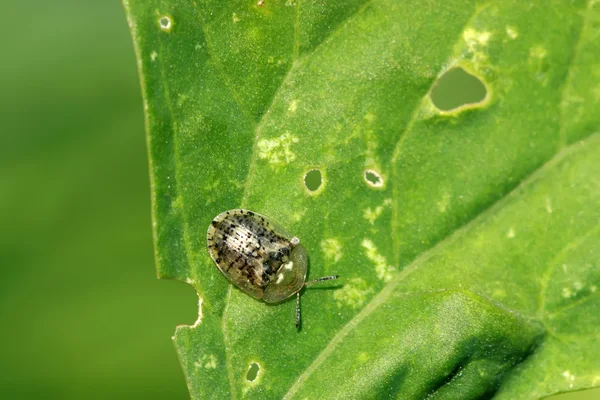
[304, 169, 322, 192]
[430, 67, 487, 112]
[246, 362, 260, 382]
[158, 16, 172, 31]
[364, 169, 384, 188]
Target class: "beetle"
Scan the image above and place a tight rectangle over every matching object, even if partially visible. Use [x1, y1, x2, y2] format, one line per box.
[206, 209, 338, 328]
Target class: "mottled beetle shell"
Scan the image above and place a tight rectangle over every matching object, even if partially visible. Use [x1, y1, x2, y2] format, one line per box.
[206, 209, 308, 303]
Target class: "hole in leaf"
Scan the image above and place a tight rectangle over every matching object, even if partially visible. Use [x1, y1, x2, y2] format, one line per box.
[364, 169, 384, 188]
[246, 362, 260, 382]
[430, 67, 487, 111]
[304, 169, 322, 192]
[158, 16, 172, 31]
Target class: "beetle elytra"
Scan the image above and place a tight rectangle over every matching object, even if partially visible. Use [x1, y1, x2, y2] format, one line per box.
[206, 209, 338, 328]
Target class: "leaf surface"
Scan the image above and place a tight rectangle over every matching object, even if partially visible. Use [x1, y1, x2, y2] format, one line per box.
[124, 0, 600, 398]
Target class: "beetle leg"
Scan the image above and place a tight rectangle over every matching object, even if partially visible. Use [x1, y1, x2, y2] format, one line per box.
[296, 292, 301, 330]
[304, 275, 339, 286]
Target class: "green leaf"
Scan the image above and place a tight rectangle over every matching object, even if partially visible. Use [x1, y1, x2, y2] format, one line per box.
[123, 0, 600, 398]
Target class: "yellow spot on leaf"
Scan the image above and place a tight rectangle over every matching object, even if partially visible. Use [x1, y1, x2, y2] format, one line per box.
[333, 277, 373, 309]
[463, 28, 491, 47]
[363, 199, 392, 224]
[321, 238, 343, 264]
[546, 197, 553, 213]
[437, 192, 451, 213]
[529, 45, 549, 84]
[194, 354, 217, 369]
[291, 209, 305, 222]
[562, 370, 576, 388]
[506, 25, 518, 39]
[462, 28, 492, 66]
[364, 112, 376, 123]
[288, 99, 298, 112]
[530, 45, 547, 60]
[361, 238, 394, 282]
[257, 133, 299, 167]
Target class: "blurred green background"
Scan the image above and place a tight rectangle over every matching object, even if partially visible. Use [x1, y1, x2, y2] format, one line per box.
[0, 1, 596, 399]
[0, 1, 196, 399]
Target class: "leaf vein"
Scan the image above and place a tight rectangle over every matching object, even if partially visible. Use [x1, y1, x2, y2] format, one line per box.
[240, 0, 375, 206]
[558, 0, 594, 148]
[293, 0, 301, 60]
[536, 223, 600, 318]
[547, 292, 600, 318]
[222, 286, 236, 399]
[194, 5, 255, 123]
[389, 1, 495, 265]
[283, 134, 598, 400]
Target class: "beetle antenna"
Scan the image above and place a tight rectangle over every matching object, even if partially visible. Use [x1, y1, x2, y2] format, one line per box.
[296, 292, 301, 329]
[304, 275, 339, 286]
[296, 276, 338, 329]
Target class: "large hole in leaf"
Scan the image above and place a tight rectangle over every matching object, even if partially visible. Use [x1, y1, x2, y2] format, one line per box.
[430, 67, 487, 111]
[304, 169, 322, 192]
[246, 362, 260, 382]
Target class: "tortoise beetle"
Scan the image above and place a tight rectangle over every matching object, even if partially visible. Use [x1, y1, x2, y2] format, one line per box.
[206, 209, 337, 328]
